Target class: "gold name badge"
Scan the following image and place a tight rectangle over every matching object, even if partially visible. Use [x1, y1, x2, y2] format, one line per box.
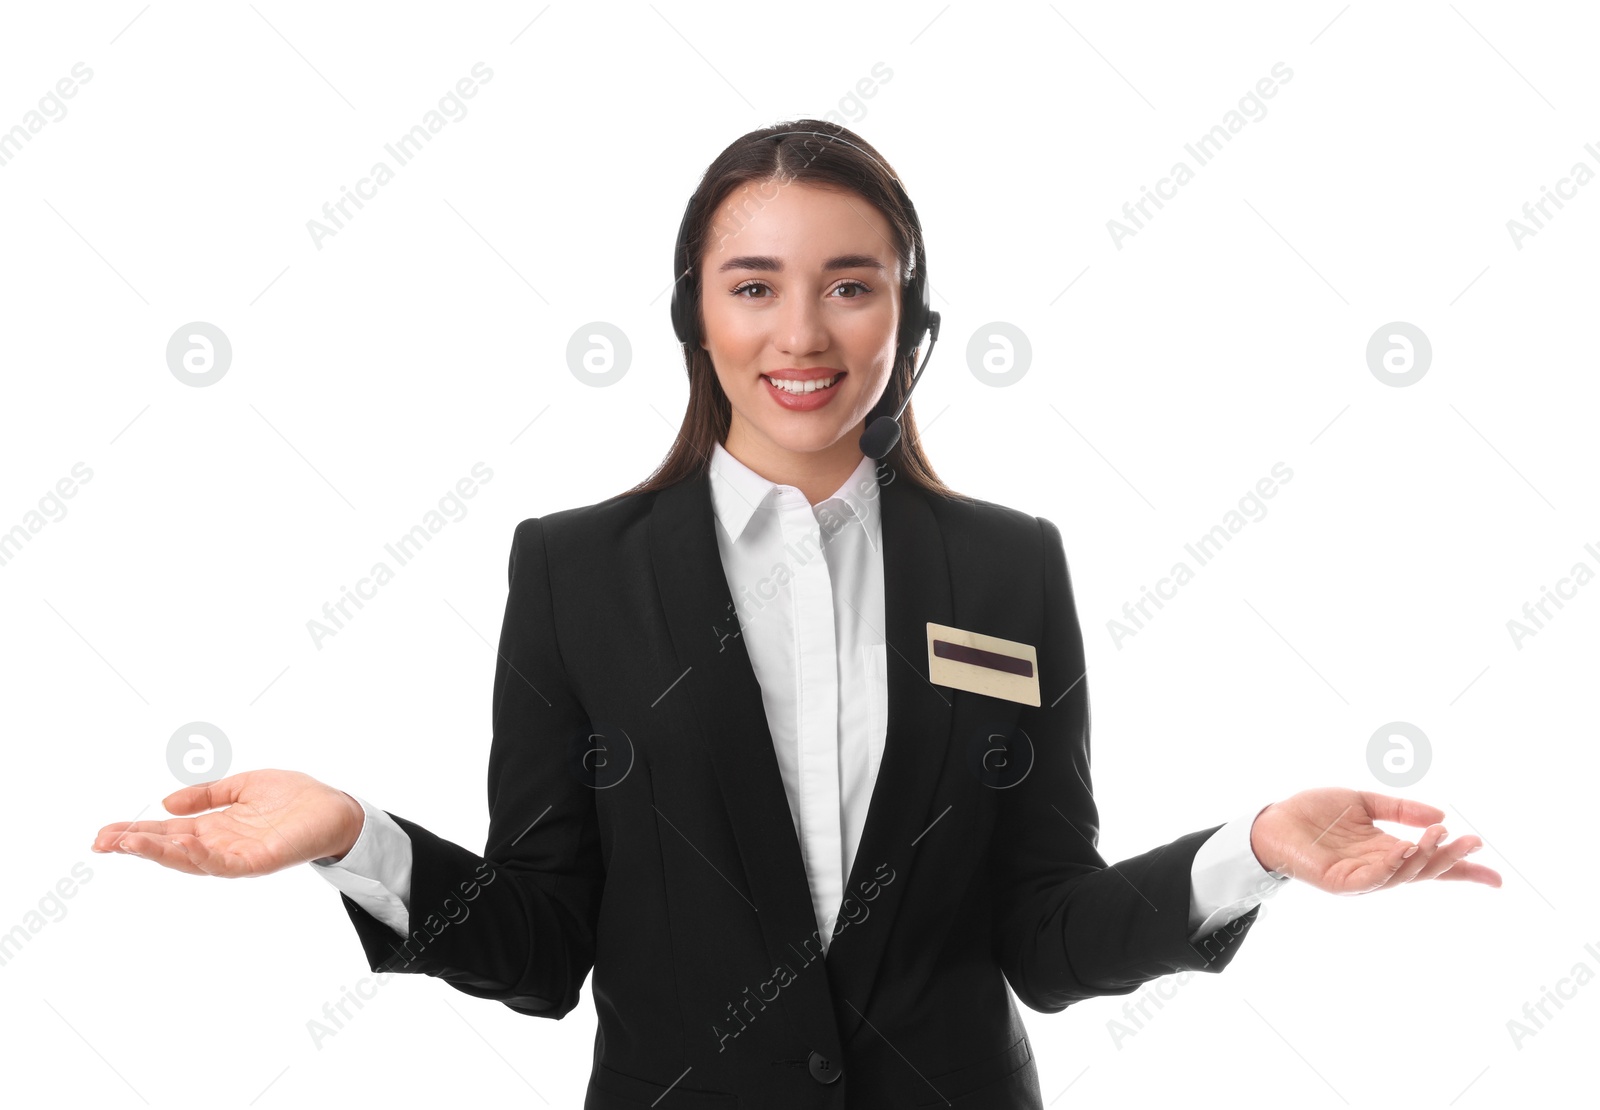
[926, 621, 1041, 707]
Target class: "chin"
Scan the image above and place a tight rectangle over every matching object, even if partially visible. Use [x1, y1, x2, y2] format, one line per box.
[770, 424, 850, 452]
[758, 416, 862, 455]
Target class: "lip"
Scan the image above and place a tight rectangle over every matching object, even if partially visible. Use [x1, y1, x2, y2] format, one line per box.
[760, 369, 846, 411]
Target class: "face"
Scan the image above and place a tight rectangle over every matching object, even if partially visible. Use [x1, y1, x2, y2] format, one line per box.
[697, 178, 903, 468]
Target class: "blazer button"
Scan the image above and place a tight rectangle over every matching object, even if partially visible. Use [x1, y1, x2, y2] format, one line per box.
[808, 1050, 842, 1084]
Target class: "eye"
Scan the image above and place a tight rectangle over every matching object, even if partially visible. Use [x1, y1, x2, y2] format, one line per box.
[729, 279, 874, 299]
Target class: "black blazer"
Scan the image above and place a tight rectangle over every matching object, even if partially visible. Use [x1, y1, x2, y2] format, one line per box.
[336, 464, 1260, 1109]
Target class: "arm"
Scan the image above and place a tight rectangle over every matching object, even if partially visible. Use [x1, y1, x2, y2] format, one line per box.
[1187, 805, 1291, 938]
[334, 517, 604, 1019]
[990, 516, 1264, 1014]
[310, 794, 413, 937]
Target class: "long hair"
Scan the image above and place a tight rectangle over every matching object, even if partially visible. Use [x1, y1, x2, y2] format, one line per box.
[618, 119, 967, 502]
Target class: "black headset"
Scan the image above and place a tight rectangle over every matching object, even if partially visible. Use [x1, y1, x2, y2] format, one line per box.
[668, 129, 942, 460]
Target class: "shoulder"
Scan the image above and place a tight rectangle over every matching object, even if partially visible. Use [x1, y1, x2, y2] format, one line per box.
[506, 487, 661, 577]
[916, 483, 1059, 558]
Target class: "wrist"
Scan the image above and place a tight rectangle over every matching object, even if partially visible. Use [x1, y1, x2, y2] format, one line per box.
[1249, 802, 1283, 874]
[326, 790, 365, 863]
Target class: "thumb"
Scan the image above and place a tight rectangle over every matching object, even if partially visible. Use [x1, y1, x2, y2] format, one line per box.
[1358, 789, 1446, 829]
[162, 772, 250, 815]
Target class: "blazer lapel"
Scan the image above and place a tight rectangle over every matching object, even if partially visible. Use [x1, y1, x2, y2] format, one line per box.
[648, 465, 957, 1051]
[649, 472, 844, 1060]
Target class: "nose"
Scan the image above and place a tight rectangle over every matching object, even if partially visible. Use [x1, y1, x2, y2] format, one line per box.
[774, 293, 829, 357]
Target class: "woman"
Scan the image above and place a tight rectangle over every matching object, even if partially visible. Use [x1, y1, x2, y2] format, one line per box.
[93, 121, 1500, 1109]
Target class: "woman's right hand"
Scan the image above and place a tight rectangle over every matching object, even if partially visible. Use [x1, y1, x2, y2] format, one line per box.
[91, 769, 365, 878]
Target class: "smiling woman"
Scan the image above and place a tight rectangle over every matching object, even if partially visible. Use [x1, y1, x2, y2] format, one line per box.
[93, 117, 1499, 1110]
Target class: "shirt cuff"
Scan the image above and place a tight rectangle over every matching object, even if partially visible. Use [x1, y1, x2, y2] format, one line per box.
[1187, 805, 1292, 939]
[309, 793, 413, 936]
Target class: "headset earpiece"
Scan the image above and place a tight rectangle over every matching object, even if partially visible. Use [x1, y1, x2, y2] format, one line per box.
[669, 197, 699, 346]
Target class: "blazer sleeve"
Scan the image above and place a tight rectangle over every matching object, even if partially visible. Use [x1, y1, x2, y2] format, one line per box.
[989, 515, 1259, 1014]
[336, 517, 603, 1020]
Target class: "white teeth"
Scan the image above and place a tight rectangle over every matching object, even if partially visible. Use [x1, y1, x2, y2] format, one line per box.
[765, 374, 838, 393]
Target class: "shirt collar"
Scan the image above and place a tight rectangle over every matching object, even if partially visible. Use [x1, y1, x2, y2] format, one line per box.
[708, 440, 882, 553]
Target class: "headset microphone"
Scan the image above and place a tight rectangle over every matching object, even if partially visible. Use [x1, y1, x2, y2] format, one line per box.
[859, 308, 940, 460]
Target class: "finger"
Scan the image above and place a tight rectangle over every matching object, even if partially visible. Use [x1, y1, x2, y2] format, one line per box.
[116, 832, 208, 877]
[162, 773, 251, 816]
[93, 819, 197, 852]
[1336, 834, 1415, 892]
[1359, 791, 1447, 829]
[1372, 824, 1449, 890]
[1411, 836, 1483, 882]
[1432, 861, 1503, 887]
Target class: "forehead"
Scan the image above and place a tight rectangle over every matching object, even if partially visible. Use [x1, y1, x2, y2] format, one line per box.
[702, 178, 898, 273]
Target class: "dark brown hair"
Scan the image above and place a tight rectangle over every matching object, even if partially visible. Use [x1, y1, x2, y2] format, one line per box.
[618, 119, 968, 502]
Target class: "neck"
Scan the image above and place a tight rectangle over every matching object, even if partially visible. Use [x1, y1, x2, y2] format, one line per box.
[723, 421, 867, 506]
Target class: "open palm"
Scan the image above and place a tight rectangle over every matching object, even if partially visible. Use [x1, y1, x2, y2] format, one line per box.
[91, 769, 362, 878]
[1252, 787, 1502, 894]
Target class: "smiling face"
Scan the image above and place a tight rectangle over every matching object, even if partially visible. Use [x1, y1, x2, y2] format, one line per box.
[697, 178, 903, 487]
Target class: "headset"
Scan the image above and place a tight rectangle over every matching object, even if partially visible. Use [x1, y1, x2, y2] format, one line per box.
[668, 129, 942, 460]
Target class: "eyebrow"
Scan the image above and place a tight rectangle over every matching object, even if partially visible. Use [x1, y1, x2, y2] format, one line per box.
[716, 253, 886, 274]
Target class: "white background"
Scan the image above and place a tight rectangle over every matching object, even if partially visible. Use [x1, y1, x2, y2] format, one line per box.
[1, 2, 1594, 1106]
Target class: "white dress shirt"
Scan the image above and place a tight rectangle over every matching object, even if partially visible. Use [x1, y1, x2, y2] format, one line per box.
[314, 441, 1287, 952]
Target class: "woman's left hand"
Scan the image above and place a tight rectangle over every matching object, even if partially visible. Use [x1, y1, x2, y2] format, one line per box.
[1249, 788, 1503, 894]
